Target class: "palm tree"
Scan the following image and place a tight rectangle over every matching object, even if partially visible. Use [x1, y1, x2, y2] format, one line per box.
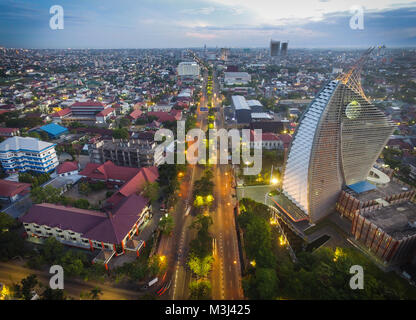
[89, 287, 103, 300]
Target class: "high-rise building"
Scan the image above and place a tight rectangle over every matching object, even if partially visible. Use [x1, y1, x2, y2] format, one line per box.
[280, 52, 395, 224]
[281, 41, 288, 56]
[270, 40, 280, 56]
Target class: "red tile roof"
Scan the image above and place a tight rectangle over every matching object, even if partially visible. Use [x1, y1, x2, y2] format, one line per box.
[79, 161, 141, 183]
[51, 108, 72, 118]
[0, 179, 30, 198]
[147, 111, 182, 122]
[86, 194, 148, 243]
[21, 203, 108, 236]
[0, 128, 19, 133]
[96, 107, 114, 117]
[128, 109, 143, 120]
[71, 101, 104, 107]
[107, 166, 159, 206]
[20, 199, 148, 245]
[277, 134, 292, 147]
[56, 161, 78, 174]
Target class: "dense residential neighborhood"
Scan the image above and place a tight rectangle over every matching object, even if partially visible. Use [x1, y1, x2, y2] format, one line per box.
[0, 43, 416, 303]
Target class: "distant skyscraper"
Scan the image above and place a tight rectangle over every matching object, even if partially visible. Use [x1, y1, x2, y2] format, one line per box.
[281, 41, 288, 56]
[270, 40, 280, 57]
[281, 50, 395, 223]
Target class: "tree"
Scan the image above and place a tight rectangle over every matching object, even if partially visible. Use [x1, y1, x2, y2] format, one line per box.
[189, 215, 213, 259]
[189, 280, 211, 300]
[59, 251, 85, 277]
[159, 214, 174, 235]
[40, 288, 66, 300]
[89, 287, 103, 300]
[188, 254, 213, 279]
[246, 268, 278, 300]
[42, 237, 65, 264]
[11, 274, 38, 300]
[142, 182, 160, 204]
[119, 117, 131, 128]
[78, 182, 91, 195]
[30, 185, 61, 204]
[73, 199, 90, 209]
[112, 128, 129, 139]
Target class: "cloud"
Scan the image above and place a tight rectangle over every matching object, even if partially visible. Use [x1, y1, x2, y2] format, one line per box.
[181, 7, 216, 15]
[185, 32, 218, 39]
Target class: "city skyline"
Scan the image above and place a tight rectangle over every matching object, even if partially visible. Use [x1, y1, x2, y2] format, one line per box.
[0, 0, 416, 49]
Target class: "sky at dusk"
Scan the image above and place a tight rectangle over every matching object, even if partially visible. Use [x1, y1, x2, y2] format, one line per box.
[0, 0, 416, 48]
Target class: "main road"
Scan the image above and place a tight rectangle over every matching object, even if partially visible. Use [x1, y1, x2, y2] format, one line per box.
[157, 69, 209, 300]
[157, 63, 243, 300]
[210, 69, 244, 300]
[0, 262, 141, 300]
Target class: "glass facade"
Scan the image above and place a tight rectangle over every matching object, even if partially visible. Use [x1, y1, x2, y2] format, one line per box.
[282, 68, 395, 223]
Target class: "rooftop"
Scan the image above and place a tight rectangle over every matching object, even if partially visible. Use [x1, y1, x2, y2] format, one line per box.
[56, 161, 78, 174]
[39, 123, 68, 136]
[347, 180, 377, 194]
[79, 160, 140, 183]
[71, 101, 105, 107]
[232, 95, 250, 110]
[0, 179, 31, 198]
[348, 179, 410, 202]
[96, 107, 114, 117]
[51, 108, 72, 117]
[363, 202, 416, 240]
[0, 136, 55, 153]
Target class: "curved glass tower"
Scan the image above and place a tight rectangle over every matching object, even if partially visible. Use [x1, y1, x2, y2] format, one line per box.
[282, 58, 395, 223]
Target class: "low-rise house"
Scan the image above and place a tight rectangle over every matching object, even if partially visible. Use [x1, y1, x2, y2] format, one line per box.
[0, 128, 20, 138]
[0, 179, 31, 202]
[50, 108, 72, 124]
[96, 107, 115, 124]
[56, 161, 79, 177]
[128, 109, 143, 121]
[147, 110, 182, 122]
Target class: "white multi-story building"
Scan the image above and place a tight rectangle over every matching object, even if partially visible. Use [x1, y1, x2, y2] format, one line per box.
[224, 72, 251, 85]
[0, 137, 58, 173]
[177, 62, 200, 78]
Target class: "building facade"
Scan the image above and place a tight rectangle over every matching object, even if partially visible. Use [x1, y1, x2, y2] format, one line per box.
[177, 62, 200, 78]
[0, 137, 58, 173]
[89, 139, 164, 168]
[270, 40, 280, 56]
[281, 60, 395, 223]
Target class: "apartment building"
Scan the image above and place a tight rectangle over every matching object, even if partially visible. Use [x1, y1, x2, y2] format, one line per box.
[0, 136, 58, 173]
[89, 138, 164, 168]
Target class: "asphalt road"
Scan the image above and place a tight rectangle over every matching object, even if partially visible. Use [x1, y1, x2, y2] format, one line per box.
[157, 64, 243, 300]
[157, 69, 209, 300]
[0, 262, 142, 300]
[210, 70, 244, 300]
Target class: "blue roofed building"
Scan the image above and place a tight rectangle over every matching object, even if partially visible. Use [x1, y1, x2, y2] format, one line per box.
[38, 123, 68, 139]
